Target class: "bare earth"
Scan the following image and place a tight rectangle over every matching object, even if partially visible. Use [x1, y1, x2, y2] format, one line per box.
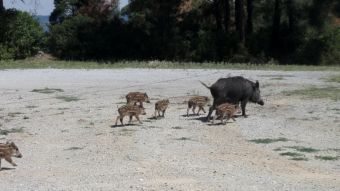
[0, 69, 339, 191]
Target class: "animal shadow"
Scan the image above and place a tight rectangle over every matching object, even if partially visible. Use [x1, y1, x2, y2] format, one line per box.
[181, 114, 205, 117]
[147, 116, 164, 120]
[0, 167, 16, 171]
[110, 123, 139, 128]
[207, 121, 234, 126]
[188, 116, 207, 122]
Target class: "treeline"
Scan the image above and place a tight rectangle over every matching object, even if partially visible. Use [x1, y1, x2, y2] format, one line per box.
[1, 0, 340, 65]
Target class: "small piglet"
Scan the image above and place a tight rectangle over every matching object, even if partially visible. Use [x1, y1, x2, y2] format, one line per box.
[126, 92, 150, 107]
[212, 103, 239, 125]
[0, 141, 22, 170]
[115, 105, 146, 126]
[187, 96, 209, 116]
[154, 99, 170, 118]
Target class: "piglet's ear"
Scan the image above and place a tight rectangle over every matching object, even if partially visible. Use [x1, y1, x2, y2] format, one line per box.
[255, 81, 259, 88]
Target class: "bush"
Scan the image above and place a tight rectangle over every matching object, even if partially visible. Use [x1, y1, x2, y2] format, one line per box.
[295, 27, 340, 65]
[49, 15, 94, 59]
[0, 9, 44, 59]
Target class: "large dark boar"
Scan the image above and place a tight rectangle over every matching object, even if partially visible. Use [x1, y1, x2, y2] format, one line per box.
[200, 76, 264, 121]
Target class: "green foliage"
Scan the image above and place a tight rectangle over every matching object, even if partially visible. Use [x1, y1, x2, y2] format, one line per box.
[49, 15, 95, 59]
[280, 152, 304, 157]
[327, 75, 340, 83]
[286, 146, 319, 153]
[295, 27, 340, 65]
[31, 88, 64, 94]
[284, 86, 340, 101]
[0, 9, 44, 59]
[2, 0, 339, 64]
[315, 155, 339, 161]
[250, 137, 289, 144]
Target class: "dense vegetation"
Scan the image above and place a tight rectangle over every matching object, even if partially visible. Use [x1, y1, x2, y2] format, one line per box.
[0, 0, 339, 65]
[0, 9, 44, 59]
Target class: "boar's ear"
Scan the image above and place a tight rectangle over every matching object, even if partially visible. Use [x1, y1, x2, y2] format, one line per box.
[255, 81, 259, 88]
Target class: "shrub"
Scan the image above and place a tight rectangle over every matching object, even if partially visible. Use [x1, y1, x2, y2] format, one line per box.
[0, 9, 44, 59]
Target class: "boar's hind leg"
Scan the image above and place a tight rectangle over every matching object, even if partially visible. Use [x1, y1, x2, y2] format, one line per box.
[206, 105, 215, 122]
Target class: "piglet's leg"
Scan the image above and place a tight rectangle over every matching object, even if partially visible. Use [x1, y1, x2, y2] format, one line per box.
[5, 156, 17, 166]
[135, 115, 143, 124]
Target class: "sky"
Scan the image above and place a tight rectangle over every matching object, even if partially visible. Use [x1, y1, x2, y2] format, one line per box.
[4, 0, 129, 15]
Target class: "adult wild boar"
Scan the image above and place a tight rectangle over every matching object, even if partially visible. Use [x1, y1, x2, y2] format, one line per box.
[200, 76, 264, 121]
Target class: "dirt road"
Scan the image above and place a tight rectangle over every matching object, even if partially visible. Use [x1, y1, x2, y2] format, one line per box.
[0, 69, 339, 190]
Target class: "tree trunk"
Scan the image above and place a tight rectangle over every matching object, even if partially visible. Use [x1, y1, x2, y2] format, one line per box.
[271, 0, 282, 57]
[223, 0, 231, 33]
[246, 0, 253, 35]
[235, 0, 245, 42]
[0, 0, 4, 12]
[286, 0, 295, 32]
[213, 0, 222, 31]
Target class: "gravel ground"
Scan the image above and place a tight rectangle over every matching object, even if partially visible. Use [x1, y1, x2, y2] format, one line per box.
[0, 69, 339, 191]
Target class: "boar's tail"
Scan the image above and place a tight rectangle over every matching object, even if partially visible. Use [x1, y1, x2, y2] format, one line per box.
[199, 81, 210, 89]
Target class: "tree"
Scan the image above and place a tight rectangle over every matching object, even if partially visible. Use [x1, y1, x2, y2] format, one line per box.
[212, 0, 222, 31]
[235, 0, 245, 42]
[246, 0, 253, 35]
[0, 0, 25, 13]
[270, 0, 282, 57]
[50, 0, 118, 24]
[0, 0, 4, 12]
[222, 0, 230, 33]
[0, 10, 44, 59]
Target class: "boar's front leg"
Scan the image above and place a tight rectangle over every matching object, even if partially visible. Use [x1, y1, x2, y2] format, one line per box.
[241, 100, 248, 117]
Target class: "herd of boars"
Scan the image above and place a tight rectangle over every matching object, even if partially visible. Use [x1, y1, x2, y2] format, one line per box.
[115, 76, 264, 125]
[1, 76, 264, 170]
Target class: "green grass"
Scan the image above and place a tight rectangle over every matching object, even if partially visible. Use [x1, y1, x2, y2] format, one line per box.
[0, 127, 24, 135]
[172, 126, 183, 129]
[280, 152, 304, 157]
[58, 107, 70, 110]
[250, 137, 289, 144]
[1, 60, 340, 71]
[175, 137, 192, 141]
[8, 112, 23, 117]
[284, 86, 340, 101]
[290, 157, 309, 161]
[315, 155, 339, 161]
[26, 105, 38, 109]
[260, 74, 295, 77]
[287, 146, 319, 153]
[64, 147, 83, 151]
[270, 77, 284, 80]
[31, 87, 64, 94]
[327, 75, 340, 83]
[56, 95, 81, 102]
[120, 128, 137, 132]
